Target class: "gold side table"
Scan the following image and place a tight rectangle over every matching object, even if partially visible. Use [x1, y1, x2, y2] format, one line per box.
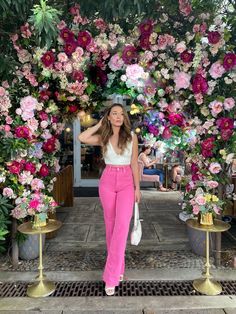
[18, 219, 62, 298]
[186, 218, 230, 296]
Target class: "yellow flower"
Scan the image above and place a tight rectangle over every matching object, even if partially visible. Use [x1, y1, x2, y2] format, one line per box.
[205, 194, 212, 202]
[212, 195, 219, 202]
[219, 149, 226, 156]
[130, 104, 140, 115]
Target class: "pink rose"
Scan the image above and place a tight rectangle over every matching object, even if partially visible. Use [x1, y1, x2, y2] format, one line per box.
[209, 162, 222, 174]
[174, 71, 191, 91]
[224, 98, 235, 111]
[162, 127, 172, 139]
[193, 205, 200, 215]
[206, 181, 219, 189]
[108, 53, 124, 71]
[175, 42, 186, 53]
[209, 62, 225, 79]
[57, 52, 68, 62]
[126, 64, 144, 80]
[0, 87, 6, 97]
[209, 100, 223, 117]
[195, 195, 206, 206]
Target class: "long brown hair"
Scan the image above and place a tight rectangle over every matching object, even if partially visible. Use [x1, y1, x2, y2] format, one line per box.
[97, 103, 132, 154]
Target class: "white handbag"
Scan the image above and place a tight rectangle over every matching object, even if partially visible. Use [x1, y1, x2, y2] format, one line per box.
[130, 202, 142, 246]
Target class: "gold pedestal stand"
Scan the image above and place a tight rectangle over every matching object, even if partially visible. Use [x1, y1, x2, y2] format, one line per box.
[186, 219, 230, 296]
[18, 219, 62, 298]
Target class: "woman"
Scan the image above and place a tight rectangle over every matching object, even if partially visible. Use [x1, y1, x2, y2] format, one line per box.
[138, 145, 169, 192]
[78, 104, 141, 296]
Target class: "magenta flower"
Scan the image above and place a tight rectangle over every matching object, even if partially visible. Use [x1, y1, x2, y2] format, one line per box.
[180, 50, 194, 63]
[216, 117, 234, 130]
[24, 162, 36, 174]
[223, 53, 236, 70]
[64, 41, 77, 56]
[140, 35, 151, 50]
[221, 129, 233, 141]
[42, 137, 56, 153]
[148, 125, 159, 136]
[89, 66, 108, 87]
[121, 45, 138, 64]
[192, 74, 208, 94]
[39, 164, 50, 177]
[168, 113, 184, 126]
[29, 199, 40, 210]
[15, 126, 30, 139]
[208, 31, 221, 44]
[77, 31, 92, 49]
[162, 127, 172, 139]
[60, 28, 75, 42]
[201, 137, 215, 151]
[41, 51, 55, 67]
[191, 163, 199, 174]
[139, 20, 153, 35]
[72, 70, 84, 81]
[8, 161, 22, 175]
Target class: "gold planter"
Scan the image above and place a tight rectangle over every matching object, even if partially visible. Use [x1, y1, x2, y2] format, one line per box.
[200, 213, 213, 226]
[32, 215, 47, 229]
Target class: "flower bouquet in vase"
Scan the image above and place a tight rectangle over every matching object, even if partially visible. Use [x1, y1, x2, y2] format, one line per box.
[11, 192, 58, 229]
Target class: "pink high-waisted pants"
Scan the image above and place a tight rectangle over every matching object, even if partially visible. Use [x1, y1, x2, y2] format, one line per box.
[99, 165, 134, 287]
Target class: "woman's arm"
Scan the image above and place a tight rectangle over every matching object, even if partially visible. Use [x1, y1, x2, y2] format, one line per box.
[139, 153, 156, 168]
[131, 134, 141, 203]
[78, 119, 102, 145]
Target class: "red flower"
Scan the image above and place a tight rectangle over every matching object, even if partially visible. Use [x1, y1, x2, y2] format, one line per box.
[216, 117, 234, 130]
[162, 127, 172, 139]
[122, 45, 138, 64]
[60, 28, 75, 42]
[39, 90, 51, 101]
[8, 161, 22, 175]
[72, 70, 84, 81]
[89, 66, 108, 87]
[68, 105, 78, 113]
[140, 35, 151, 50]
[41, 51, 55, 67]
[201, 137, 215, 151]
[52, 116, 59, 123]
[223, 53, 236, 71]
[168, 113, 184, 126]
[24, 162, 36, 174]
[191, 163, 199, 174]
[15, 126, 30, 139]
[180, 50, 194, 63]
[201, 149, 213, 158]
[77, 31, 92, 49]
[64, 41, 77, 56]
[42, 137, 56, 153]
[139, 20, 153, 35]
[208, 31, 221, 44]
[39, 164, 50, 177]
[192, 74, 208, 94]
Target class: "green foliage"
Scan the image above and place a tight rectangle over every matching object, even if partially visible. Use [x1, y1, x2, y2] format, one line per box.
[0, 195, 13, 253]
[28, 0, 61, 48]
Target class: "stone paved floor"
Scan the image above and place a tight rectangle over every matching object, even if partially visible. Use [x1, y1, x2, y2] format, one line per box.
[1, 189, 235, 271]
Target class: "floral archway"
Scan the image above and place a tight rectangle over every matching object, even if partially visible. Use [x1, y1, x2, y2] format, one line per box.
[0, 0, 235, 252]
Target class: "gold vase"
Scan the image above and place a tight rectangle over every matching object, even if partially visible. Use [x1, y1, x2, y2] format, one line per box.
[32, 214, 47, 229]
[200, 212, 213, 226]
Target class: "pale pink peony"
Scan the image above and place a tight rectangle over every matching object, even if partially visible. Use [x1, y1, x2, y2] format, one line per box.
[20, 96, 38, 121]
[31, 178, 45, 191]
[224, 98, 235, 111]
[209, 100, 223, 117]
[209, 162, 222, 174]
[209, 61, 225, 79]
[174, 71, 191, 91]
[0, 87, 6, 97]
[57, 52, 68, 62]
[126, 64, 144, 80]
[3, 187, 14, 198]
[108, 53, 124, 71]
[175, 41, 186, 53]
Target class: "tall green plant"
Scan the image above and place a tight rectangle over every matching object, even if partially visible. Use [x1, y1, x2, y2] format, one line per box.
[28, 0, 61, 48]
[0, 195, 13, 254]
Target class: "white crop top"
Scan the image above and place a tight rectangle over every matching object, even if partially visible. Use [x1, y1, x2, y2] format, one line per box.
[103, 133, 133, 165]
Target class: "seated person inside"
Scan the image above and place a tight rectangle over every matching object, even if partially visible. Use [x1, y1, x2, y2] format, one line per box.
[138, 145, 169, 192]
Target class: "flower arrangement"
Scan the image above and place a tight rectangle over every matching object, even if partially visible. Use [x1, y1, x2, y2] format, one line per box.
[0, 0, 235, 234]
[11, 192, 57, 222]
